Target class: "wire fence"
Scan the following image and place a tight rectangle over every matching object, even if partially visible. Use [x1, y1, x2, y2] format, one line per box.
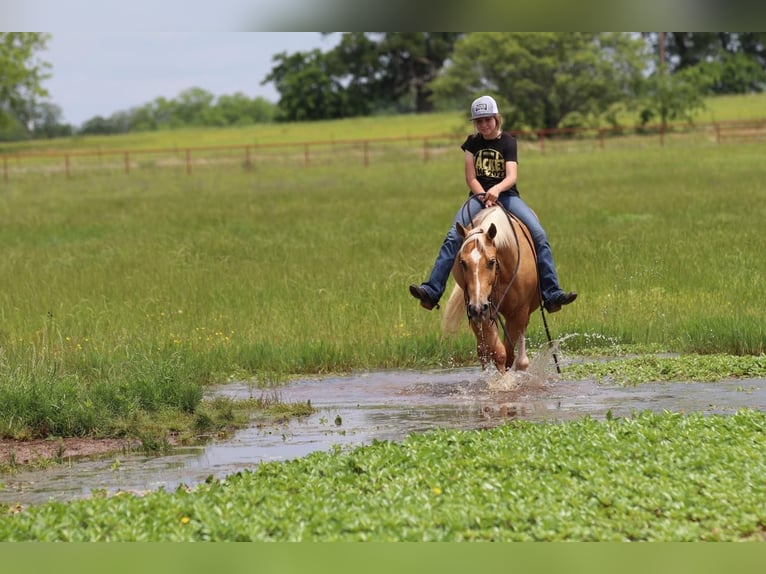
[2, 118, 765, 181]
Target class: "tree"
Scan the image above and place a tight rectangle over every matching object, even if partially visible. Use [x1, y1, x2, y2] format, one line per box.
[79, 115, 113, 136]
[263, 49, 350, 121]
[429, 33, 647, 130]
[0, 33, 51, 130]
[30, 102, 73, 138]
[329, 33, 462, 114]
[699, 52, 766, 94]
[263, 33, 462, 120]
[207, 93, 274, 126]
[659, 33, 766, 72]
[651, 33, 766, 93]
[380, 33, 462, 113]
[638, 63, 712, 128]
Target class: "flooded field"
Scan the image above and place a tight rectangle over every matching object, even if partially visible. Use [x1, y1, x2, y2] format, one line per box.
[1, 365, 765, 506]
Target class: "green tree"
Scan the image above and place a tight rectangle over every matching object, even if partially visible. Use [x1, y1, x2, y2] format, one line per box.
[208, 93, 274, 126]
[30, 102, 73, 138]
[660, 33, 766, 72]
[638, 63, 712, 128]
[654, 33, 766, 94]
[264, 33, 462, 120]
[700, 51, 766, 94]
[429, 32, 647, 130]
[263, 49, 350, 121]
[330, 32, 462, 113]
[79, 115, 113, 135]
[0, 33, 51, 130]
[171, 87, 215, 127]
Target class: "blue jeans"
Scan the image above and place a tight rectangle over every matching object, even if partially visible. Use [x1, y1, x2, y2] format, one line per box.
[419, 194, 566, 305]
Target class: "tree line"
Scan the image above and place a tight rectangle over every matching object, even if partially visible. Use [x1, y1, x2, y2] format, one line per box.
[1, 32, 765, 142]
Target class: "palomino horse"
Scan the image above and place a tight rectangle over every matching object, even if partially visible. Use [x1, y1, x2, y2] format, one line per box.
[442, 206, 540, 372]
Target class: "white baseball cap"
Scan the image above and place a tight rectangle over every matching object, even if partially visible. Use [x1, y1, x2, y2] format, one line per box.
[470, 95, 499, 119]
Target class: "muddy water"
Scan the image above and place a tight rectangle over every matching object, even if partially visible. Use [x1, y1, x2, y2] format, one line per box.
[2, 364, 765, 506]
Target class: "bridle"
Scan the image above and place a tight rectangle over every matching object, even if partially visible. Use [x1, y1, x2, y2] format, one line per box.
[458, 204, 525, 324]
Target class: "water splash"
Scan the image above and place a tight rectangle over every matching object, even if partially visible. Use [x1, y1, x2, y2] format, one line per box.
[486, 339, 562, 391]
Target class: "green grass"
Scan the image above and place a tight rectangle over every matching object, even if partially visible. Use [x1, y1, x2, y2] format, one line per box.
[2, 409, 765, 541]
[0, 133, 765, 439]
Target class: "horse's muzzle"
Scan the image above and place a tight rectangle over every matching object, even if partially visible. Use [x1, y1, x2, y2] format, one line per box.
[466, 302, 492, 322]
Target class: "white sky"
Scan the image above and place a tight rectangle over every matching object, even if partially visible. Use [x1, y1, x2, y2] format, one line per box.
[42, 32, 339, 126]
[1, 0, 340, 126]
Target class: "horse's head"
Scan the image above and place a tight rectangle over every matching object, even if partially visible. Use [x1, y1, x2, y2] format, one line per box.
[455, 221, 499, 323]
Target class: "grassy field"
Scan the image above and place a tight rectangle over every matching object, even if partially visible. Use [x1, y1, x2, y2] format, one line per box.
[0, 95, 765, 541]
[1, 119, 765, 440]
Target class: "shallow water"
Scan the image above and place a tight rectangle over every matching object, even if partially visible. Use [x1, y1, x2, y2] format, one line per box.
[2, 364, 765, 506]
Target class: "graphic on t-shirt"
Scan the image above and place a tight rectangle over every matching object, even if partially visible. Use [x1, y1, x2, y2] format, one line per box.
[474, 149, 505, 179]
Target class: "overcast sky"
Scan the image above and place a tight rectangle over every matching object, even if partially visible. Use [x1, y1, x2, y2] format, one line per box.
[42, 32, 339, 127]
[1, 0, 343, 126]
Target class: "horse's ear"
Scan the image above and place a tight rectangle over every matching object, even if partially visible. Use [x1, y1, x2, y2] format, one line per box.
[456, 222, 469, 238]
[487, 223, 497, 240]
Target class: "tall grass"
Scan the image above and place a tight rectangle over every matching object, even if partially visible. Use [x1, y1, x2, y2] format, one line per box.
[0, 123, 764, 438]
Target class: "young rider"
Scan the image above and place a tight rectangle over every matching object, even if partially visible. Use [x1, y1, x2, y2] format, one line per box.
[409, 95, 577, 313]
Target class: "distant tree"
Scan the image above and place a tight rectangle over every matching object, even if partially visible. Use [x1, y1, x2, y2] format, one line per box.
[263, 33, 462, 120]
[658, 33, 765, 71]
[129, 102, 159, 131]
[699, 51, 766, 94]
[207, 93, 274, 126]
[78, 89, 276, 134]
[30, 102, 73, 138]
[637, 63, 712, 128]
[329, 32, 462, 114]
[170, 87, 216, 127]
[0, 33, 51, 132]
[649, 33, 766, 94]
[263, 49, 350, 121]
[429, 32, 647, 130]
[79, 115, 113, 135]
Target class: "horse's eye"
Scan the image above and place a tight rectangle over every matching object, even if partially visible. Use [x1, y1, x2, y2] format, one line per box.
[488, 258, 497, 270]
[459, 259, 467, 270]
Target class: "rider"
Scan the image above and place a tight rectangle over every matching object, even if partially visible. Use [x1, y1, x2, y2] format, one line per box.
[409, 95, 577, 313]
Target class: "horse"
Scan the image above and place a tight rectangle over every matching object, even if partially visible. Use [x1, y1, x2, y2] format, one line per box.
[441, 206, 540, 373]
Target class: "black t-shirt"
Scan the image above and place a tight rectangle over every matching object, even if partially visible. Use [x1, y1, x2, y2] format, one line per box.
[460, 132, 519, 196]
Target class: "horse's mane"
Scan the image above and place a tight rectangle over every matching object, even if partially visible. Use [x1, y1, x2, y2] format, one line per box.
[470, 206, 516, 251]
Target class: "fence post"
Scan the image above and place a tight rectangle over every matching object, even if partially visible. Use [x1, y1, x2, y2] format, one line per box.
[244, 145, 252, 170]
[538, 132, 546, 155]
[714, 123, 721, 144]
[598, 128, 605, 149]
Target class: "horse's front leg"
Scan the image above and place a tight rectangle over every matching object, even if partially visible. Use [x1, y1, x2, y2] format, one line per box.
[471, 321, 507, 373]
[504, 322, 529, 371]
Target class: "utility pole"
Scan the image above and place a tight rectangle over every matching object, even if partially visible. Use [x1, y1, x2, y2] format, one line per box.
[657, 32, 667, 143]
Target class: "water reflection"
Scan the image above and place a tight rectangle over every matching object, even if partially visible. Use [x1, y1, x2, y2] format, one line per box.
[1, 367, 764, 506]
